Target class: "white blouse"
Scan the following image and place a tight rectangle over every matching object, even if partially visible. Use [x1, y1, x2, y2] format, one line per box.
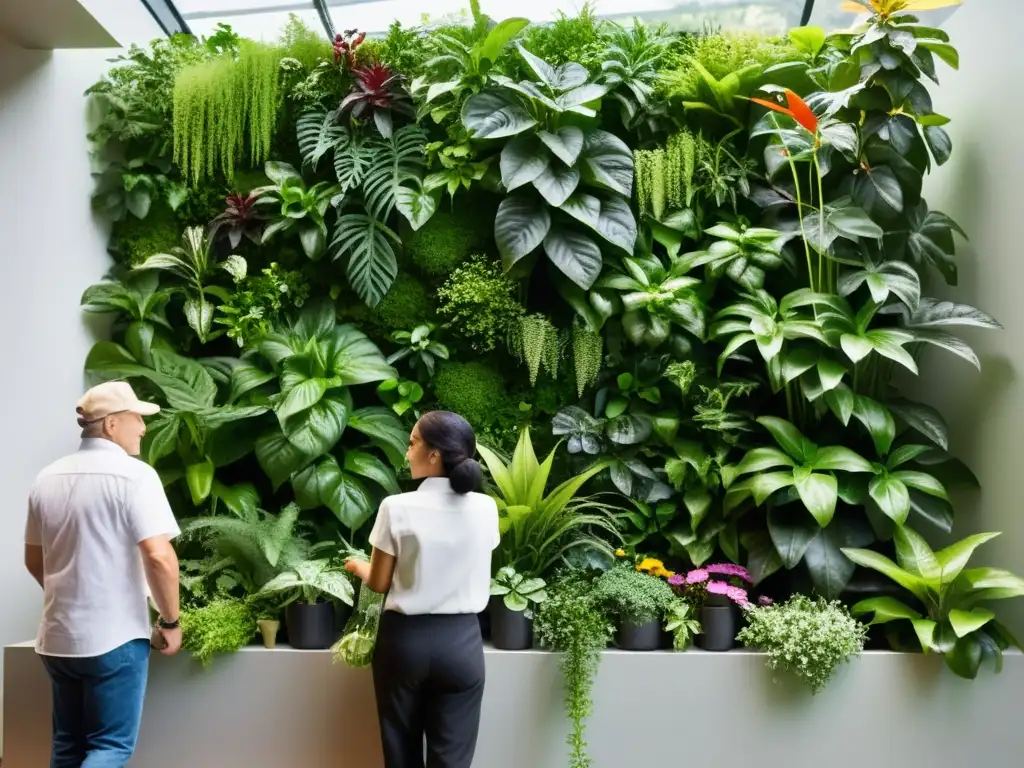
[369, 476, 500, 615]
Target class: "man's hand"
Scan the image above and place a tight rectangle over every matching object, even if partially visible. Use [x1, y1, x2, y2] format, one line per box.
[154, 625, 182, 656]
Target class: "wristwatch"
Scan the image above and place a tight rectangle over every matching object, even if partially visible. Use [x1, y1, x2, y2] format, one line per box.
[157, 616, 180, 630]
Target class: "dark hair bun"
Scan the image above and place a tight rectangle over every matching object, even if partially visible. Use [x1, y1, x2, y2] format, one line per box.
[448, 457, 482, 495]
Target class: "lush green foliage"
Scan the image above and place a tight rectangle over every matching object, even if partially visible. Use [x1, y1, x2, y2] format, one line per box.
[490, 566, 548, 614]
[79, 4, 1020, 695]
[593, 563, 675, 624]
[181, 599, 256, 667]
[738, 594, 867, 693]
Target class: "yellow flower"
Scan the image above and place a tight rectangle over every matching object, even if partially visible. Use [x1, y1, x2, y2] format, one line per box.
[615, 548, 626, 557]
[841, 0, 961, 17]
[653, 566, 675, 579]
[636, 557, 665, 573]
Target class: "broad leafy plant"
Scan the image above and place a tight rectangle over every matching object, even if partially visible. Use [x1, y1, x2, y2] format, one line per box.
[253, 161, 339, 261]
[462, 44, 637, 290]
[844, 526, 1024, 679]
[81, 271, 173, 365]
[244, 299, 406, 531]
[490, 566, 548, 615]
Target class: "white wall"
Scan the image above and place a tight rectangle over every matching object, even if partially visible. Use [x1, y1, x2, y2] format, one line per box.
[916, 0, 1024, 637]
[0, 42, 119, 752]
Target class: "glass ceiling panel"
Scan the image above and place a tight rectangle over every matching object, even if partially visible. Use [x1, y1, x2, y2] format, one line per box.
[809, 3, 959, 34]
[175, 0, 813, 41]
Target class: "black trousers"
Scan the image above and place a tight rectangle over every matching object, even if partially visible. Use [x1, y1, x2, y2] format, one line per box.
[372, 612, 485, 768]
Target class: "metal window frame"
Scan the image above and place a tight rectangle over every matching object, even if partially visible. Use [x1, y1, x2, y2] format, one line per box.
[157, 0, 818, 50]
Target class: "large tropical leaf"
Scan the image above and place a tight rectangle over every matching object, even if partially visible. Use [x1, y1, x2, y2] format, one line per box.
[462, 89, 537, 139]
[494, 193, 551, 267]
[330, 213, 400, 308]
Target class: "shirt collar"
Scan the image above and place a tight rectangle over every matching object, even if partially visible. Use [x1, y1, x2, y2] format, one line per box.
[417, 477, 452, 493]
[79, 438, 128, 456]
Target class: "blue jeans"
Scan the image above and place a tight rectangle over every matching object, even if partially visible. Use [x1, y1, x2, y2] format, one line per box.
[40, 639, 150, 768]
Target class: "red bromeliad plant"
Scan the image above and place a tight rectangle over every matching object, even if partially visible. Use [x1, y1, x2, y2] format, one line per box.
[210, 193, 265, 249]
[333, 29, 366, 68]
[335, 62, 414, 139]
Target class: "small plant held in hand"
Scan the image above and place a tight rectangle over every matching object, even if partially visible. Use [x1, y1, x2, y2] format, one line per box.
[738, 594, 867, 694]
[491, 566, 548, 617]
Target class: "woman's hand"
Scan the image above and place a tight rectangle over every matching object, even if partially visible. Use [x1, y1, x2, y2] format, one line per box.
[345, 557, 370, 583]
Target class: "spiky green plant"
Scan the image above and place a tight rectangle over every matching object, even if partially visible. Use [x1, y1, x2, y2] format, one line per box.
[477, 427, 619, 576]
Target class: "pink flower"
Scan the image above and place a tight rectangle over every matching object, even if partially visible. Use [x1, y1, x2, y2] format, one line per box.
[667, 574, 685, 587]
[706, 580, 730, 594]
[686, 569, 709, 584]
[705, 563, 753, 583]
[758, 595, 774, 607]
[726, 586, 749, 606]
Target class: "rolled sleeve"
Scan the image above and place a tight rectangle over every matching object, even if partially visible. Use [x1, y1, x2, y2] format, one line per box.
[368, 499, 397, 556]
[126, 467, 180, 543]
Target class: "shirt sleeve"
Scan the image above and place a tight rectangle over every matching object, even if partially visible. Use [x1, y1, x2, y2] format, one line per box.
[490, 498, 501, 550]
[369, 498, 397, 556]
[125, 466, 181, 543]
[24, 493, 41, 546]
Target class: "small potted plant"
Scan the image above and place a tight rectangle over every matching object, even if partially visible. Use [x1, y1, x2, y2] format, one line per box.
[258, 559, 355, 649]
[664, 598, 702, 650]
[594, 560, 675, 650]
[737, 594, 867, 693]
[669, 563, 751, 651]
[489, 566, 547, 650]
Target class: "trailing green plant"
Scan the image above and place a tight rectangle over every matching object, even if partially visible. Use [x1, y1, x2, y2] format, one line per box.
[844, 526, 1024, 680]
[508, 314, 566, 385]
[437, 255, 524, 352]
[738, 594, 867, 693]
[477, 427, 619, 575]
[461, 44, 637, 290]
[490, 566, 548, 616]
[593, 562, 675, 625]
[133, 225, 247, 342]
[181, 599, 256, 666]
[534, 569, 613, 768]
[571, 322, 603, 396]
[172, 41, 284, 185]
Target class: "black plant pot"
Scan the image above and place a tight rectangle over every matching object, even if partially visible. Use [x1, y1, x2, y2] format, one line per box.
[616, 619, 661, 651]
[286, 602, 336, 649]
[488, 596, 533, 650]
[700, 604, 737, 651]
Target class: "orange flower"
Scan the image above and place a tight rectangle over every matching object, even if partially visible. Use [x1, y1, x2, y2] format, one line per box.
[841, 0, 962, 17]
[749, 89, 818, 135]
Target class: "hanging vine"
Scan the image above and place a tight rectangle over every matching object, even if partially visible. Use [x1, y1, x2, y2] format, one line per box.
[173, 41, 284, 185]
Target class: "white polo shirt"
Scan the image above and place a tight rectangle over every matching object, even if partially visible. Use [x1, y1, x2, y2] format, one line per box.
[369, 476, 500, 615]
[24, 438, 180, 658]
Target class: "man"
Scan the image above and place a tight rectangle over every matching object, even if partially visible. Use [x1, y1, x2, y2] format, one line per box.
[24, 381, 182, 768]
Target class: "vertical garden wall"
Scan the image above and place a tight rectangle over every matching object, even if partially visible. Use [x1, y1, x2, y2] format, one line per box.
[76, 1, 1024, 762]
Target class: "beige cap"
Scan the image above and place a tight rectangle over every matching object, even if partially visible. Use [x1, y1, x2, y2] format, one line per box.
[77, 381, 161, 421]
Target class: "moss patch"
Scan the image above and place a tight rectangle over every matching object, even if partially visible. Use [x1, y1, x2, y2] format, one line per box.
[432, 361, 508, 429]
[109, 204, 182, 265]
[405, 203, 496, 278]
[371, 273, 434, 333]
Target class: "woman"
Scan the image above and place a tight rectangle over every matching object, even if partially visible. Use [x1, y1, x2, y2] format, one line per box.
[345, 411, 499, 768]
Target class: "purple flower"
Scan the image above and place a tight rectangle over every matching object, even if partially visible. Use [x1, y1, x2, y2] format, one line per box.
[758, 595, 774, 607]
[685, 569, 709, 584]
[705, 563, 753, 583]
[726, 586, 749, 606]
[667, 574, 685, 587]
